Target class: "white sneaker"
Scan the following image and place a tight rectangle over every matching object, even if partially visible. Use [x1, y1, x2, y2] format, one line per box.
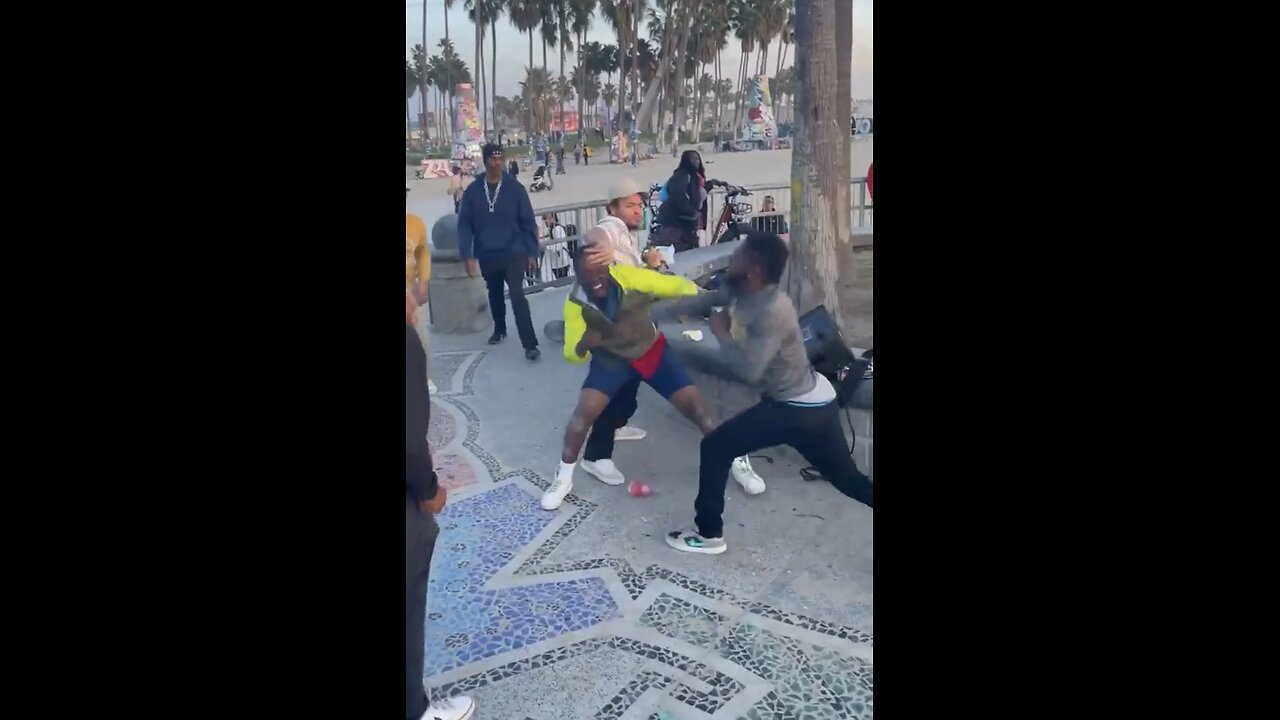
[428, 378, 438, 395]
[541, 473, 573, 510]
[666, 528, 727, 555]
[732, 456, 766, 495]
[581, 459, 626, 486]
[421, 694, 476, 720]
[614, 425, 647, 441]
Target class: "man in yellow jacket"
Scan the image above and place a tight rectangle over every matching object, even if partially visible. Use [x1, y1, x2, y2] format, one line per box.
[541, 252, 716, 510]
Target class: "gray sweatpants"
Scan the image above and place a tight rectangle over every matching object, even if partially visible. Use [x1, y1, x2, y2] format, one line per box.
[406, 494, 439, 720]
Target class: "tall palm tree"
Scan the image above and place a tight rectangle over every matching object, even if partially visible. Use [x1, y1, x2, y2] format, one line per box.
[570, 1, 598, 141]
[520, 66, 554, 133]
[601, 1, 646, 128]
[464, 0, 501, 134]
[540, 2, 557, 85]
[597, 45, 620, 130]
[406, 61, 420, 143]
[509, 0, 542, 131]
[443, 1, 457, 137]
[550, 0, 574, 123]
[412, 44, 430, 141]
[602, 82, 618, 132]
[729, 0, 760, 133]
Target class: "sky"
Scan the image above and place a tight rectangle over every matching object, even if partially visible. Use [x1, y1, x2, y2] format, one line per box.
[405, 0, 873, 111]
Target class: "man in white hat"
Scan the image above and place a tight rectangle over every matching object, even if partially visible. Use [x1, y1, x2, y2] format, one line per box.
[577, 179, 766, 495]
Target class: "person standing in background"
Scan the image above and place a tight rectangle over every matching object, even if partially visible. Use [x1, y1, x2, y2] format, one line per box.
[407, 187, 436, 394]
[457, 143, 542, 360]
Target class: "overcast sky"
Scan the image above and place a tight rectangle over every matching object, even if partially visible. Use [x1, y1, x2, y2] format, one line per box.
[405, 0, 873, 108]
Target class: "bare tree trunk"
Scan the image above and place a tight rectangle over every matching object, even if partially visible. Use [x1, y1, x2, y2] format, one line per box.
[783, 0, 859, 336]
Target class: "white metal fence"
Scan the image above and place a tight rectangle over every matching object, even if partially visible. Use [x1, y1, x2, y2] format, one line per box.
[519, 177, 871, 293]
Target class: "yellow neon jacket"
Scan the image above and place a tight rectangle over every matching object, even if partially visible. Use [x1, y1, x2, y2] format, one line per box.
[563, 264, 700, 363]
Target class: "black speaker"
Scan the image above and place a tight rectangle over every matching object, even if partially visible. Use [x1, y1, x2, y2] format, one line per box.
[798, 305, 868, 406]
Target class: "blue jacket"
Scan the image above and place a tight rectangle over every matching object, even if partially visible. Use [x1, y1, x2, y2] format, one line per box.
[457, 173, 539, 260]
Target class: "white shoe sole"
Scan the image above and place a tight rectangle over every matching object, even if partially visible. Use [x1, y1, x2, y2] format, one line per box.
[581, 462, 626, 486]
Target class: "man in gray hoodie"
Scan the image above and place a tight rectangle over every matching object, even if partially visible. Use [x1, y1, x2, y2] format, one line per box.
[660, 232, 874, 555]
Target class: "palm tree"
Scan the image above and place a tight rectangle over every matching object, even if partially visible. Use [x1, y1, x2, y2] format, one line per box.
[509, 0, 542, 131]
[550, 0, 574, 123]
[570, 1, 598, 141]
[520, 66, 554, 133]
[540, 2, 557, 84]
[412, 44, 431, 141]
[554, 74, 575, 128]
[601, 1, 647, 129]
[464, 0, 502, 134]
[430, 51, 468, 142]
[441, 1, 459, 137]
[406, 61, 420, 143]
[602, 82, 618, 132]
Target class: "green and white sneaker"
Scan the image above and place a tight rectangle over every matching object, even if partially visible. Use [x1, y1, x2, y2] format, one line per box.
[666, 528, 727, 555]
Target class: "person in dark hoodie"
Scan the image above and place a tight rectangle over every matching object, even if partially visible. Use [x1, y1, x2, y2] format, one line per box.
[406, 303, 476, 720]
[654, 150, 717, 253]
[459, 143, 541, 360]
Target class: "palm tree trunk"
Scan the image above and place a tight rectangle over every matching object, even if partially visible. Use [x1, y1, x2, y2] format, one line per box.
[475, 19, 484, 134]
[528, 32, 535, 132]
[577, 28, 585, 142]
[785, 0, 860, 336]
[491, 17, 498, 133]
[444, 10, 453, 137]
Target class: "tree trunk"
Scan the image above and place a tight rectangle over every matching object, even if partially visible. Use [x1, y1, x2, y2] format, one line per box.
[630, 6, 640, 134]
[445, 10, 454, 137]
[491, 17, 498, 133]
[671, 3, 694, 145]
[577, 28, 585, 142]
[528, 32, 535, 131]
[774, 41, 786, 126]
[475, 20, 485, 134]
[784, 0, 860, 337]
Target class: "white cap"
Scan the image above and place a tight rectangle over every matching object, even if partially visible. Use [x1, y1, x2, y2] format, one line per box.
[607, 177, 645, 202]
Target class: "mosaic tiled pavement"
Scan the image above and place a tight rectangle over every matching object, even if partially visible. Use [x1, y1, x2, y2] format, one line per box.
[422, 343, 873, 719]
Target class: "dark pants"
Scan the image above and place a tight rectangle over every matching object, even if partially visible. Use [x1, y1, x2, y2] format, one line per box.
[583, 376, 641, 461]
[406, 495, 440, 720]
[653, 224, 700, 253]
[479, 253, 538, 349]
[695, 399, 874, 538]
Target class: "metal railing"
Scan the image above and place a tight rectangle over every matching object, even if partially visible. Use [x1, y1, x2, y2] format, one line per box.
[517, 177, 871, 295]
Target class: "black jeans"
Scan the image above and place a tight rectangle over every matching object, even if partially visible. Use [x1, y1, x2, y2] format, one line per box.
[405, 495, 439, 720]
[582, 376, 641, 462]
[479, 252, 538, 349]
[653, 224, 700, 253]
[696, 399, 874, 538]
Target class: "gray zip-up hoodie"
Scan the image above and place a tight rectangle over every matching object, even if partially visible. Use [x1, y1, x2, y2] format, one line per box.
[657, 285, 817, 401]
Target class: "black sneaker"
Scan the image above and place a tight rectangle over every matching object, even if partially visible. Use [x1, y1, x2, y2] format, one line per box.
[526, 348, 541, 361]
[488, 332, 506, 345]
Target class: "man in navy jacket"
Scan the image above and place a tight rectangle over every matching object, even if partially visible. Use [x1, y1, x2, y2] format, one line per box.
[458, 143, 542, 360]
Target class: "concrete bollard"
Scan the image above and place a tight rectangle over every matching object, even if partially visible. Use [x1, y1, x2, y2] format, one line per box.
[428, 214, 492, 335]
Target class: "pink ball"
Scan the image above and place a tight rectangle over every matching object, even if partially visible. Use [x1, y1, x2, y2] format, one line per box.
[629, 481, 652, 497]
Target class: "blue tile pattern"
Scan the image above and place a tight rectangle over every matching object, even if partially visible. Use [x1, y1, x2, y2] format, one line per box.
[424, 482, 620, 678]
